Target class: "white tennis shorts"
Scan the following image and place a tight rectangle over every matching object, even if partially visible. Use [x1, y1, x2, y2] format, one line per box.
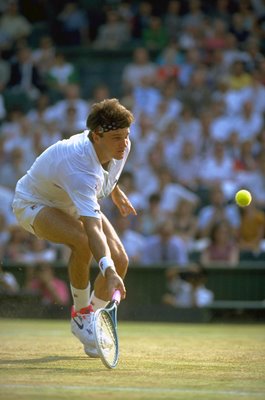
[12, 195, 46, 235]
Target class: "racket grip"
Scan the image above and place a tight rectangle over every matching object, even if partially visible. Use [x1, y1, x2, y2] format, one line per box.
[112, 290, 121, 304]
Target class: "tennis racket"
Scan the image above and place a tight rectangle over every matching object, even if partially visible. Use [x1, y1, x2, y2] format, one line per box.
[93, 289, 121, 369]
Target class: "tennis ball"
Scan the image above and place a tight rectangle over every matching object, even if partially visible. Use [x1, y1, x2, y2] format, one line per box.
[235, 189, 252, 207]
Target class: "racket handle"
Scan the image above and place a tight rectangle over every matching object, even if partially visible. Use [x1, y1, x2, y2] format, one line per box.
[112, 290, 121, 304]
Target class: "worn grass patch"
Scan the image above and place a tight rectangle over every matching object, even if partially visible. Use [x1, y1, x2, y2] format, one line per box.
[0, 319, 264, 400]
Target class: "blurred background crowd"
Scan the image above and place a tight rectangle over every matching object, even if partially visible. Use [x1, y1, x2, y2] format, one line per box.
[0, 0, 265, 308]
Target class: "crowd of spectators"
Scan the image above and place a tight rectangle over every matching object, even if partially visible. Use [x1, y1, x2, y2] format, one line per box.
[1, 0, 265, 307]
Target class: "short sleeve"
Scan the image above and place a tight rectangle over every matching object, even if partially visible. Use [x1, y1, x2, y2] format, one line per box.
[62, 171, 102, 218]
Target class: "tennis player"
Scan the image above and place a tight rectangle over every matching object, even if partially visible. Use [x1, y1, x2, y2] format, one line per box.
[12, 98, 136, 357]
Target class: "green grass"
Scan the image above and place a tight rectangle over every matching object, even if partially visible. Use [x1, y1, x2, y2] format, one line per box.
[0, 319, 264, 400]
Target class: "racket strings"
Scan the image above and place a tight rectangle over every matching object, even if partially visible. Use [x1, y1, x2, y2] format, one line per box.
[99, 314, 115, 348]
[97, 312, 117, 364]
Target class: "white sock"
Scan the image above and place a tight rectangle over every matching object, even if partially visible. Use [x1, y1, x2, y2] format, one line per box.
[90, 290, 108, 311]
[71, 282, 91, 312]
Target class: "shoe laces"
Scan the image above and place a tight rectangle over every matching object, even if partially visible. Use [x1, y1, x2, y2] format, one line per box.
[71, 304, 94, 318]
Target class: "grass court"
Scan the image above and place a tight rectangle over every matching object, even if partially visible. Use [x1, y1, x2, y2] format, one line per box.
[0, 319, 264, 400]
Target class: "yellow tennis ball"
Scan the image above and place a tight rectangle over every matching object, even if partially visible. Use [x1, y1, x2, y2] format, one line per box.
[235, 189, 252, 207]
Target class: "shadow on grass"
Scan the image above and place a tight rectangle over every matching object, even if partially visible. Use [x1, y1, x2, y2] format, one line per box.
[0, 355, 91, 365]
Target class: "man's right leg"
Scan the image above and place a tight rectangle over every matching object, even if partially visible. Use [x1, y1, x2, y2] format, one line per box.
[33, 207, 98, 357]
[33, 207, 92, 288]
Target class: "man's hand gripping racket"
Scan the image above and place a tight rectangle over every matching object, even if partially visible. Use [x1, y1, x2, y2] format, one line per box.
[93, 290, 121, 369]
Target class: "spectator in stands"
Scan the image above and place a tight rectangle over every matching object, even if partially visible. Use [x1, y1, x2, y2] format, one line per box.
[87, 84, 110, 110]
[162, 265, 214, 308]
[238, 1, 256, 31]
[198, 140, 234, 191]
[0, 264, 19, 295]
[209, 99, 235, 141]
[243, 69, 265, 115]
[100, 169, 144, 232]
[31, 35, 56, 78]
[183, 0, 205, 29]
[179, 67, 212, 115]
[163, 0, 182, 41]
[233, 100, 263, 143]
[45, 52, 79, 97]
[131, 0, 153, 40]
[178, 48, 202, 87]
[197, 109, 214, 157]
[122, 47, 157, 92]
[44, 83, 88, 131]
[222, 33, 250, 71]
[2, 114, 37, 167]
[152, 96, 178, 135]
[210, 0, 231, 27]
[0, 146, 28, 190]
[247, 153, 265, 210]
[159, 120, 184, 169]
[24, 263, 70, 306]
[57, 1, 89, 46]
[59, 106, 81, 139]
[93, 9, 130, 50]
[18, 235, 57, 266]
[8, 45, 46, 100]
[141, 218, 189, 266]
[227, 60, 252, 90]
[116, 1, 134, 26]
[197, 184, 240, 239]
[128, 112, 158, 170]
[200, 220, 239, 267]
[156, 44, 183, 87]
[114, 213, 145, 264]
[207, 49, 227, 87]
[237, 199, 265, 255]
[0, 185, 17, 227]
[137, 192, 166, 236]
[135, 145, 199, 213]
[229, 12, 250, 45]
[233, 139, 257, 175]
[226, 131, 240, 159]
[154, 79, 183, 124]
[178, 105, 202, 149]
[203, 18, 227, 51]
[27, 93, 50, 125]
[132, 142, 165, 201]
[38, 119, 62, 151]
[245, 37, 264, 71]
[171, 140, 201, 191]
[3, 225, 32, 263]
[132, 74, 161, 118]
[118, 171, 147, 213]
[142, 16, 168, 51]
[174, 198, 199, 251]
[0, 0, 32, 47]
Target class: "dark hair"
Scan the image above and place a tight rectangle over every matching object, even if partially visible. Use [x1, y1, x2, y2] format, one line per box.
[86, 98, 133, 141]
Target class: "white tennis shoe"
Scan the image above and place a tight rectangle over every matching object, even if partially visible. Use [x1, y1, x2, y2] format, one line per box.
[71, 305, 99, 358]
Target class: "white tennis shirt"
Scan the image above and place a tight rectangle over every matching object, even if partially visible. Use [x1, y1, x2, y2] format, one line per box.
[15, 130, 131, 219]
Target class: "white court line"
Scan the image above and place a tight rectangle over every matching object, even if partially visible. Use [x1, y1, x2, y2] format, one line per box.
[1, 384, 264, 397]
